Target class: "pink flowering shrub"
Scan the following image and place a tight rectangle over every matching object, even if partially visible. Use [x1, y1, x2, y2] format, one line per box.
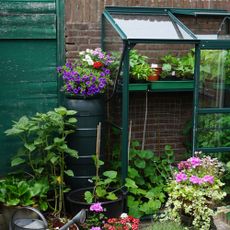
[164, 153, 226, 230]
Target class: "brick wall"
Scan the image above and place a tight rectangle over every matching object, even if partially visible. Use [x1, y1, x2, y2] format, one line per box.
[64, 0, 230, 157]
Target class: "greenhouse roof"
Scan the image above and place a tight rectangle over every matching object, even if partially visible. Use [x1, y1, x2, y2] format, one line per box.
[103, 7, 230, 44]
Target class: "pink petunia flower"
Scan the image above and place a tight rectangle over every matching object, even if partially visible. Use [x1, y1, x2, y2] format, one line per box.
[175, 172, 187, 182]
[90, 203, 103, 212]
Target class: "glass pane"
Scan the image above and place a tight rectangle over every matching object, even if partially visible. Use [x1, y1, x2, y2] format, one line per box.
[197, 113, 230, 148]
[199, 50, 230, 108]
[111, 14, 192, 39]
[178, 15, 230, 40]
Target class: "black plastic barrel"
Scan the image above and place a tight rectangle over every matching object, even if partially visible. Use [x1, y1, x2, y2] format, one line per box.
[63, 95, 105, 189]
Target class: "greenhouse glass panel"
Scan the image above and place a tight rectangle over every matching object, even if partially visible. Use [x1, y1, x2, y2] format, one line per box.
[110, 14, 193, 39]
[197, 113, 230, 148]
[177, 15, 230, 40]
[199, 50, 230, 108]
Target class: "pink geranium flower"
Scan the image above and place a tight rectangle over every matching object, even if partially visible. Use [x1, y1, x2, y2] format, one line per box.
[175, 172, 187, 182]
[90, 203, 103, 212]
[190, 175, 202, 184]
[202, 175, 214, 184]
[188, 157, 202, 168]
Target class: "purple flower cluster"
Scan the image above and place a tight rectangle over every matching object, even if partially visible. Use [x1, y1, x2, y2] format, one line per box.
[57, 48, 114, 97]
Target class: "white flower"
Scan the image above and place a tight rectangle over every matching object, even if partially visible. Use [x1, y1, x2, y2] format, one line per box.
[120, 213, 128, 219]
[83, 55, 94, 65]
[79, 51, 85, 55]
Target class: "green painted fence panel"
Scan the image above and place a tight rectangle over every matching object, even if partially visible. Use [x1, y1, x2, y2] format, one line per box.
[0, 0, 62, 175]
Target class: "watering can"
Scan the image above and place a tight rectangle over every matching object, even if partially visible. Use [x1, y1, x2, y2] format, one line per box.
[10, 206, 86, 230]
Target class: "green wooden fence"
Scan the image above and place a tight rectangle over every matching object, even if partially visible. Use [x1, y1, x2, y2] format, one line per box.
[0, 0, 64, 174]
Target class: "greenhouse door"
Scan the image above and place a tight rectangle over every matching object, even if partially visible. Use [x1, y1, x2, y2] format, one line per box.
[0, 0, 64, 174]
[193, 45, 230, 154]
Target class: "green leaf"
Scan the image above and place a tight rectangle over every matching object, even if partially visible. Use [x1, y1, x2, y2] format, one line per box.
[106, 192, 118, 201]
[39, 200, 49, 211]
[66, 110, 77, 116]
[11, 157, 25, 167]
[64, 170, 74, 177]
[65, 148, 78, 158]
[84, 191, 93, 203]
[134, 159, 146, 168]
[96, 187, 107, 198]
[50, 155, 59, 164]
[34, 168, 44, 175]
[103, 170, 117, 179]
[6, 198, 20, 206]
[24, 143, 36, 152]
[67, 118, 77, 123]
[125, 178, 138, 189]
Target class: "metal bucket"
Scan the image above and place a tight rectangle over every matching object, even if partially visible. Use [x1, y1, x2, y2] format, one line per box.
[10, 207, 47, 230]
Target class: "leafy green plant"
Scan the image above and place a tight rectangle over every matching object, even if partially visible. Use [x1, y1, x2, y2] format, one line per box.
[5, 107, 78, 215]
[84, 153, 120, 203]
[125, 141, 175, 218]
[129, 49, 153, 81]
[0, 176, 49, 211]
[160, 51, 194, 80]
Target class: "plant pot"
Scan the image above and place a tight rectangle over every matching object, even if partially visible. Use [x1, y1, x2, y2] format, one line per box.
[62, 95, 106, 189]
[148, 75, 159, 81]
[66, 187, 124, 218]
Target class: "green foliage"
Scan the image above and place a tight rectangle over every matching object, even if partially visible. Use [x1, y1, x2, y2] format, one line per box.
[197, 114, 230, 148]
[84, 155, 120, 203]
[160, 51, 194, 79]
[5, 107, 78, 215]
[0, 177, 49, 211]
[125, 141, 175, 218]
[129, 49, 153, 80]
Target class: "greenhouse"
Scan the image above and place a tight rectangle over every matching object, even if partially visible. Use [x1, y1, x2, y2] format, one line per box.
[101, 6, 230, 181]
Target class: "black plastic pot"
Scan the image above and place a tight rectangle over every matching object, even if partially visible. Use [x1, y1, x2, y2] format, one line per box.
[66, 187, 124, 218]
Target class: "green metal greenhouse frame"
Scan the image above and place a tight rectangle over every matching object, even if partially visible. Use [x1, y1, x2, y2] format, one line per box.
[101, 6, 230, 183]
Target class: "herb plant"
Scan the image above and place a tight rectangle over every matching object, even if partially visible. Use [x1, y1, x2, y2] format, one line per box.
[5, 107, 78, 216]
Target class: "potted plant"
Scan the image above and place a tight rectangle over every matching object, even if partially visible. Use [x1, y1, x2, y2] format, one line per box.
[160, 51, 194, 80]
[129, 49, 152, 82]
[66, 152, 124, 219]
[163, 152, 226, 230]
[57, 48, 115, 188]
[4, 107, 78, 216]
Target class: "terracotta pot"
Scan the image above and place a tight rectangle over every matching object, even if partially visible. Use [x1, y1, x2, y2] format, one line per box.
[148, 74, 159, 81]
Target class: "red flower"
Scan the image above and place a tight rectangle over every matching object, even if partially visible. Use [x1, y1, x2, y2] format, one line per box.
[93, 61, 103, 69]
